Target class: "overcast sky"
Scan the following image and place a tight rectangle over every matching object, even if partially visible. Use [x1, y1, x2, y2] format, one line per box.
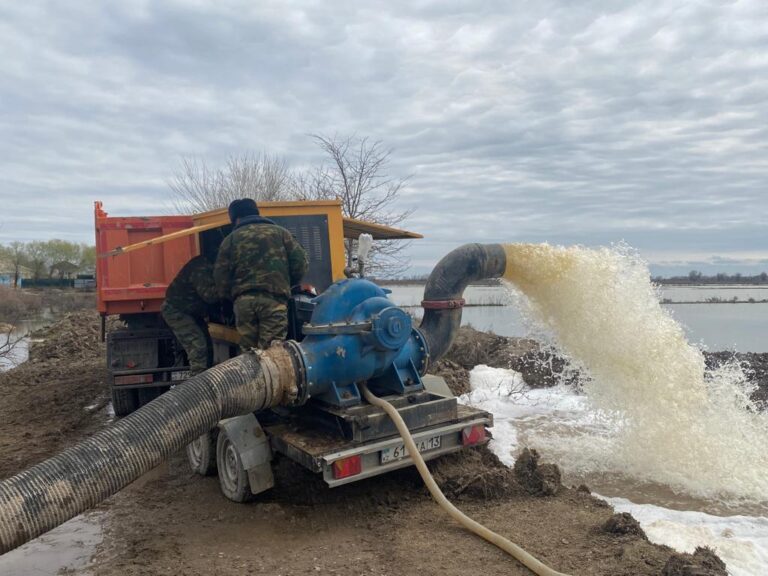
[1, 1, 767, 275]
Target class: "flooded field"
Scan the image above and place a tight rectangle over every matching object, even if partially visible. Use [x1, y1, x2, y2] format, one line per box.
[388, 284, 768, 352]
[0, 334, 28, 372]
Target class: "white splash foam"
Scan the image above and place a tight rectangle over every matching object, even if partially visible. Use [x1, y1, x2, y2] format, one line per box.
[500, 243, 768, 505]
[461, 366, 768, 574]
[605, 497, 768, 576]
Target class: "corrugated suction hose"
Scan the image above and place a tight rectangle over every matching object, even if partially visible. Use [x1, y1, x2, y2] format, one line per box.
[0, 347, 299, 554]
[360, 383, 571, 576]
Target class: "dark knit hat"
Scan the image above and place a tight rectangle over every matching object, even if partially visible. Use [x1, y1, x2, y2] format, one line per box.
[228, 198, 259, 223]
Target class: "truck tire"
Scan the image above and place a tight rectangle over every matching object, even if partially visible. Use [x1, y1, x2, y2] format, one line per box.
[111, 388, 139, 417]
[138, 386, 164, 406]
[187, 430, 218, 476]
[216, 429, 253, 503]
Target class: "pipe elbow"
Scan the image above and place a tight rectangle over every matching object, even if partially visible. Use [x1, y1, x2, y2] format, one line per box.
[418, 243, 506, 363]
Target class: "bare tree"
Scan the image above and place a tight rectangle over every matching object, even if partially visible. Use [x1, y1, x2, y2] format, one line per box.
[295, 134, 413, 277]
[168, 153, 295, 213]
[0, 319, 25, 368]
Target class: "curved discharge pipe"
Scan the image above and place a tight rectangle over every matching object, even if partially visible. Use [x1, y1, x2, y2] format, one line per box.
[418, 243, 507, 362]
[0, 347, 300, 554]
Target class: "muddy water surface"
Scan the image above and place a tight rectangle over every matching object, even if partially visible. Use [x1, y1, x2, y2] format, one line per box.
[0, 513, 103, 575]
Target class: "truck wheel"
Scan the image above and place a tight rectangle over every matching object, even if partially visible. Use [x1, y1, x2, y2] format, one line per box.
[111, 388, 139, 417]
[138, 386, 163, 406]
[216, 429, 253, 502]
[187, 430, 218, 476]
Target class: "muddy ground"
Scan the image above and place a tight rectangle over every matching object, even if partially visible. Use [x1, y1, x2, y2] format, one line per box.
[0, 313, 743, 575]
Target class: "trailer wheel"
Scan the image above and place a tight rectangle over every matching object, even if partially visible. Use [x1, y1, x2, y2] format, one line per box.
[216, 429, 253, 502]
[111, 388, 139, 417]
[187, 430, 218, 476]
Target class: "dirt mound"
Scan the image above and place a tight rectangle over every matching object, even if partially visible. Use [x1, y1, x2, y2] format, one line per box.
[602, 512, 647, 538]
[28, 310, 104, 363]
[0, 310, 110, 479]
[429, 358, 471, 395]
[663, 546, 728, 576]
[512, 447, 562, 496]
[443, 326, 525, 369]
[429, 444, 523, 500]
[509, 347, 582, 388]
[443, 326, 581, 389]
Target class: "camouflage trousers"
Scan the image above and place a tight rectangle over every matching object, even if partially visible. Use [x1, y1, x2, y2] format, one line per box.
[161, 302, 212, 375]
[233, 293, 288, 351]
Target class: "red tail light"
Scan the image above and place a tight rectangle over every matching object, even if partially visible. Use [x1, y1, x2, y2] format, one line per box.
[114, 374, 153, 386]
[332, 455, 362, 479]
[462, 425, 486, 446]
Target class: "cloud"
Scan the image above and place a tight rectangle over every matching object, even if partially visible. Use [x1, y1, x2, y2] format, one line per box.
[0, 0, 766, 273]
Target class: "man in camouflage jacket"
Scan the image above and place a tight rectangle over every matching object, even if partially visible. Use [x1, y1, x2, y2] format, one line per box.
[214, 199, 308, 350]
[161, 255, 220, 374]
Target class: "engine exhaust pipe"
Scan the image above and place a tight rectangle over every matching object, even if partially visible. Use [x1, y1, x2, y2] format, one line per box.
[0, 346, 301, 554]
[418, 243, 507, 362]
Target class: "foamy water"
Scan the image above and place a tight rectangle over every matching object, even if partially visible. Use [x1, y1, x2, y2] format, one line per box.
[500, 243, 768, 506]
[462, 366, 768, 575]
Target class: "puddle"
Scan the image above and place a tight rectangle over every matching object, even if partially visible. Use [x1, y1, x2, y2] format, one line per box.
[0, 334, 29, 372]
[0, 512, 103, 575]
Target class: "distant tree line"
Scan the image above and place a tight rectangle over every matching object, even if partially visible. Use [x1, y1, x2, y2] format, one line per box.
[0, 240, 96, 287]
[653, 270, 768, 285]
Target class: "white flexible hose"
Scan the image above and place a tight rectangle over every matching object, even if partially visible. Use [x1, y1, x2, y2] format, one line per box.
[360, 384, 571, 576]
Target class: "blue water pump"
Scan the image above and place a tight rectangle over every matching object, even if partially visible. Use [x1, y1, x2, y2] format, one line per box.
[296, 279, 429, 407]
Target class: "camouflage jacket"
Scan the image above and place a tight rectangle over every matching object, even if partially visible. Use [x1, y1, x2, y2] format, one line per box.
[213, 216, 308, 302]
[164, 256, 219, 316]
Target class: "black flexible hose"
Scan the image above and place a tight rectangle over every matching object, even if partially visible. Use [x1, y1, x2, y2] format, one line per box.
[0, 347, 299, 554]
[419, 243, 506, 362]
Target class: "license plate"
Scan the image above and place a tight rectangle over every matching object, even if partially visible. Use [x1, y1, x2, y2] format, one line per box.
[380, 435, 441, 464]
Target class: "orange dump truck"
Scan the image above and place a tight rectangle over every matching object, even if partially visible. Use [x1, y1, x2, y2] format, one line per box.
[94, 199, 423, 415]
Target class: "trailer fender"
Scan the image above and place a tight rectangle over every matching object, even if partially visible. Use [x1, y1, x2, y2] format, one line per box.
[218, 414, 274, 495]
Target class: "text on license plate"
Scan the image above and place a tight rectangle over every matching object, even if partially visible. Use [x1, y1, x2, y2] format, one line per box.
[380, 435, 441, 464]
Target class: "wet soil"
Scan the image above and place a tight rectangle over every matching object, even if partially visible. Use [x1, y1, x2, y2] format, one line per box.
[443, 326, 581, 390]
[0, 313, 731, 575]
[662, 547, 728, 576]
[87, 450, 682, 576]
[0, 311, 111, 478]
[602, 513, 646, 539]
